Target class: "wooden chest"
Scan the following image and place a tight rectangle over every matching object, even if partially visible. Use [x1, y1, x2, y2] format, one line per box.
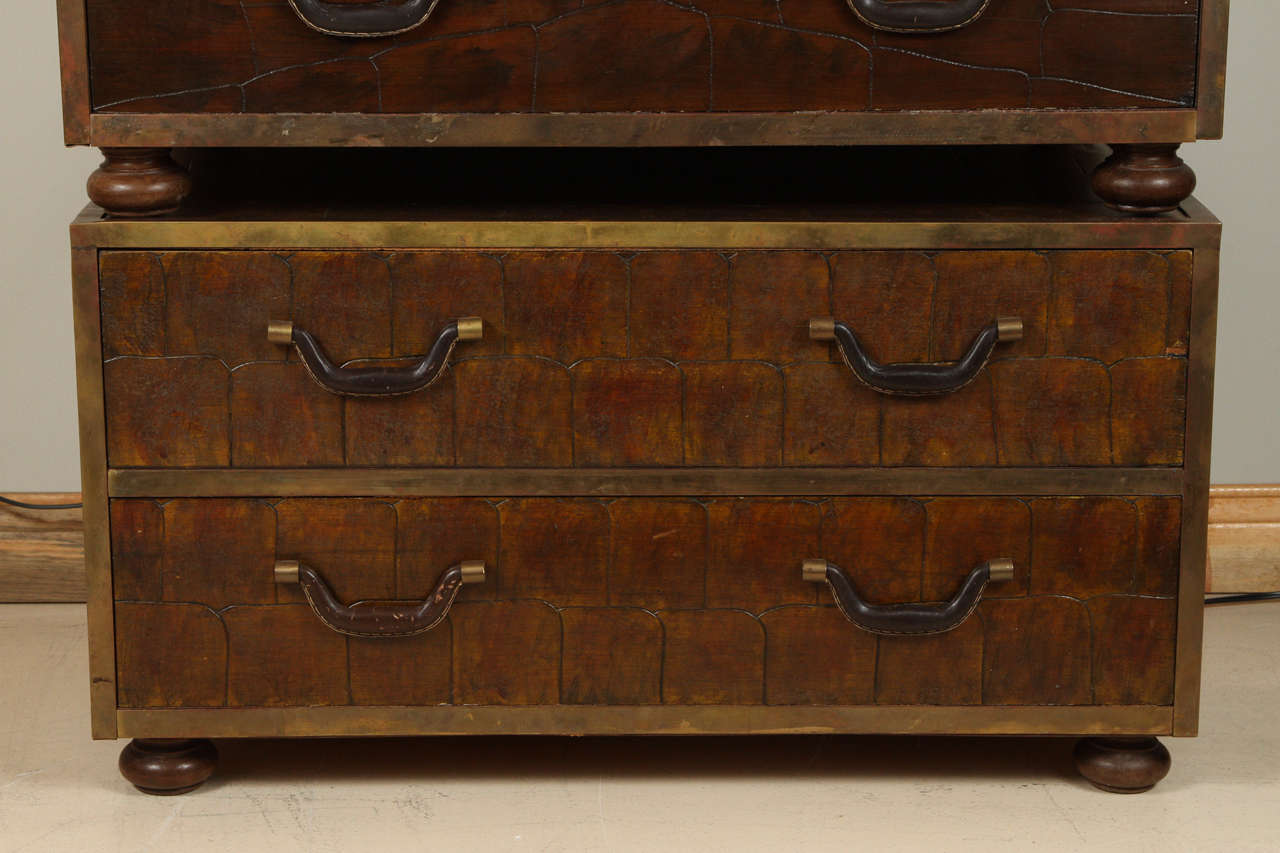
[58, 1, 1227, 217]
[59, 0, 1227, 148]
[72, 149, 1218, 794]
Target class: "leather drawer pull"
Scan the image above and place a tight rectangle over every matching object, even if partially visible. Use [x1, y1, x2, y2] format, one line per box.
[803, 557, 1013, 636]
[268, 317, 481, 397]
[847, 0, 993, 33]
[286, 0, 440, 38]
[810, 315, 1021, 396]
[274, 559, 485, 638]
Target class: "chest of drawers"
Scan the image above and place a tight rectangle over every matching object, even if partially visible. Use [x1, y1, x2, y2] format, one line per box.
[70, 148, 1219, 795]
[59, 1, 1227, 215]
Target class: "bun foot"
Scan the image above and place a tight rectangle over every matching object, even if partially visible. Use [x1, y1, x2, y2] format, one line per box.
[1074, 737, 1171, 794]
[119, 738, 218, 795]
[1092, 144, 1196, 215]
[87, 148, 192, 217]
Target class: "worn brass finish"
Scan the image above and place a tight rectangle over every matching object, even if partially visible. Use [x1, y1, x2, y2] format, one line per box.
[459, 560, 486, 585]
[106, 467, 1185, 499]
[70, 210, 1224, 252]
[987, 558, 1016, 583]
[455, 317, 484, 342]
[266, 321, 294, 345]
[996, 317, 1024, 343]
[808, 318, 836, 342]
[76, 203, 1218, 745]
[801, 558, 828, 583]
[85, 110, 1201, 150]
[70, 244, 114, 740]
[115, 705, 1173, 739]
[1173, 244, 1221, 736]
[273, 560, 301, 585]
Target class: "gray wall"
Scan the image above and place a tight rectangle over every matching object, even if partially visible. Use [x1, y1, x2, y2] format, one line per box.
[0, 4, 1274, 490]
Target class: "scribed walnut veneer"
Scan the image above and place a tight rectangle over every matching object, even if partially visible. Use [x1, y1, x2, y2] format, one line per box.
[69, 160, 1219, 796]
[99, 248, 1192, 470]
[58, 1, 1229, 216]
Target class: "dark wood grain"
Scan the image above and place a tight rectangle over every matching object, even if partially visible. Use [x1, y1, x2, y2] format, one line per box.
[762, 606, 875, 705]
[876, 618, 985, 705]
[451, 600, 561, 704]
[498, 499, 608, 606]
[571, 360, 683, 466]
[348, 627, 453, 706]
[454, 358, 572, 467]
[224, 604, 349, 706]
[230, 363, 344, 467]
[561, 608, 663, 704]
[683, 362, 783, 466]
[661, 609, 764, 704]
[608, 499, 706, 610]
[83, 0, 1199, 115]
[100, 253, 164, 358]
[109, 495, 1181, 709]
[706, 499, 821, 612]
[101, 249, 1193, 470]
[1030, 497, 1137, 598]
[105, 357, 229, 467]
[115, 602, 226, 708]
[161, 499, 277, 608]
[981, 597, 1093, 705]
[1089, 596, 1177, 706]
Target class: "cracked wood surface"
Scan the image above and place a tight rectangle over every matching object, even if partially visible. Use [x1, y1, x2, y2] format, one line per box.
[83, 0, 1201, 114]
[98, 248, 1193, 471]
[109, 494, 1180, 709]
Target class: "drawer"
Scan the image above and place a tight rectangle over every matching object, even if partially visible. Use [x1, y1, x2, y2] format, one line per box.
[80, 1, 1202, 121]
[100, 248, 1192, 470]
[112, 495, 1180, 710]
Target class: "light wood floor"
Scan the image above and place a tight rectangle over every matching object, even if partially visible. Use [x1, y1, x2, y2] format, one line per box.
[1, 603, 1277, 852]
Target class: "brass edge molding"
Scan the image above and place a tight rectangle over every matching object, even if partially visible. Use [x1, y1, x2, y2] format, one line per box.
[1173, 246, 1220, 737]
[70, 218, 1223, 252]
[85, 110, 1198, 149]
[1196, 0, 1231, 140]
[116, 704, 1173, 739]
[105, 467, 1185, 498]
[70, 245, 116, 739]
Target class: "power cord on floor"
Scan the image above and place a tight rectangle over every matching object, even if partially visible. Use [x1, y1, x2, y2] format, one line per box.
[0, 495, 84, 510]
[1205, 592, 1280, 606]
[3, 493, 1277, 603]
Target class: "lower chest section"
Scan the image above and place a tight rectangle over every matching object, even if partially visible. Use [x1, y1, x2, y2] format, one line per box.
[112, 494, 1180, 711]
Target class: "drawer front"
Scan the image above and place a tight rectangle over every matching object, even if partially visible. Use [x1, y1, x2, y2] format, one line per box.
[112, 495, 1180, 709]
[101, 249, 1192, 470]
[85, 1, 1199, 116]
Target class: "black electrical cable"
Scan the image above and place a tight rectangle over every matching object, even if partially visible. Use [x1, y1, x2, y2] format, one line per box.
[1205, 591, 1280, 606]
[0, 495, 84, 510]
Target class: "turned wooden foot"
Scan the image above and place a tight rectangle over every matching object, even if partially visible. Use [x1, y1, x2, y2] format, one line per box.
[87, 148, 192, 217]
[1092, 144, 1196, 215]
[119, 738, 218, 795]
[1074, 737, 1171, 794]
